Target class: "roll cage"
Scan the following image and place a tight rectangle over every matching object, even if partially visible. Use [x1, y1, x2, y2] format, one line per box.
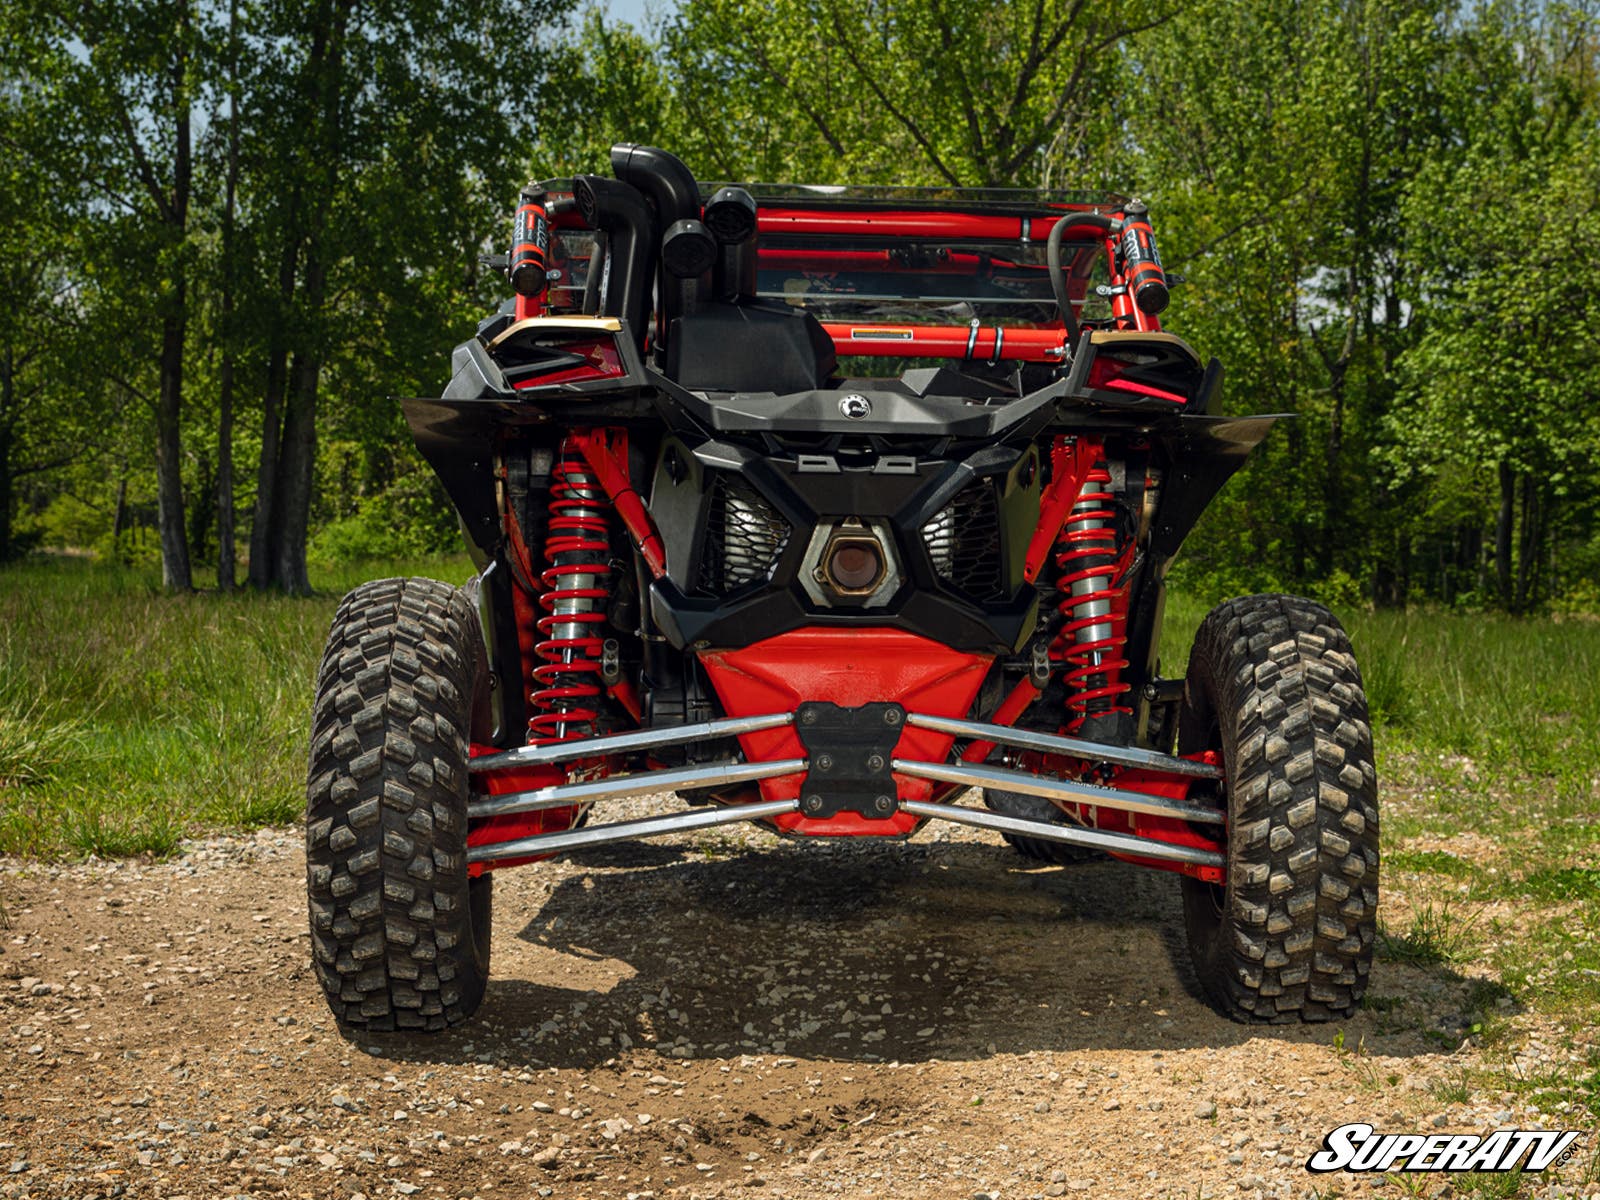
[527, 183, 1171, 368]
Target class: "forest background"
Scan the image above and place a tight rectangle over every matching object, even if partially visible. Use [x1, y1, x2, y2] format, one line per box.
[1, 0, 1597, 613]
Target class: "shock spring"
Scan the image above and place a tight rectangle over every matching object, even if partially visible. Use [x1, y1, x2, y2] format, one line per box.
[1052, 461, 1134, 733]
[528, 440, 612, 742]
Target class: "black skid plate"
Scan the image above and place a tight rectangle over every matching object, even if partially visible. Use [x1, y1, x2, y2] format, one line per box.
[794, 702, 906, 819]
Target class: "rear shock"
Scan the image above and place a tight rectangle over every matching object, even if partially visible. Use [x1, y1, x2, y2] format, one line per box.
[528, 439, 613, 743]
[1052, 461, 1135, 740]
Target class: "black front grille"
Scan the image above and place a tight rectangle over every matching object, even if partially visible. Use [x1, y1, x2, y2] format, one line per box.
[922, 482, 1004, 601]
[699, 475, 790, 594]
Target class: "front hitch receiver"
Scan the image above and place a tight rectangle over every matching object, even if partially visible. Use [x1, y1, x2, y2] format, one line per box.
[794, 701, 905, 819]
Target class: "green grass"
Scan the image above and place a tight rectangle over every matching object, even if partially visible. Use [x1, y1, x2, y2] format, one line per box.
[0, 554, 473, 858]
[1378, 898, 1480, 966]
[0, 697, 89, 789]
[1162, 595, 1600, 890]
[1385, 848, 1483, 881]
[1449, 1170, 1531, 1200]
[1161, 594, 1600, 786]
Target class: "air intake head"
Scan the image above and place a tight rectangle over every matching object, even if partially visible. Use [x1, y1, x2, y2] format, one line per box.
[661, 218, 718, 279]
[704, 186, 758, 244]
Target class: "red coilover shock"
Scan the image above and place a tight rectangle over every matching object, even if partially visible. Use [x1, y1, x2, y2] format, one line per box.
[528, 439, 612, 743]
[1052, 461, 1135, 735]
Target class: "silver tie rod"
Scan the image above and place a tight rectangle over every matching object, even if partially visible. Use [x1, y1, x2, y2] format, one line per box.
[468, 758, 807, 820]
[903, 712, 1222, 779]
[469, 712, 795, 774]
[467, 798, 801, 864]
[891, 758, 1225, 825]
[900, 799, 1225, 869]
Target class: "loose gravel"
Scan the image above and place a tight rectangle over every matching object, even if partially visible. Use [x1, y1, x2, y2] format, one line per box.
[0, 796, 1585, 1199]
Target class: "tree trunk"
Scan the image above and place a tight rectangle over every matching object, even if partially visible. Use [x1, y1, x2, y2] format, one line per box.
[189, 446, 214, 562]
[111, 469, 128, 544]
[249, 344, 286, 586]
[0, 349, 13, 563]
[251, 0, 353, 593]
[1396, 532, 1410, 609]
[272, 346, 319, 594]
[153, 4, 194, 592]
[247, 238, 298, 589]
[0, 422, 12, 564]
[1516, 472, 1541, 613]
[273, 243, 333, 595]
[216, 0, 240, 592]
[1494, 459, 1514, 608]
[155, 308, 193, 590]
[217, 357, 236, 588]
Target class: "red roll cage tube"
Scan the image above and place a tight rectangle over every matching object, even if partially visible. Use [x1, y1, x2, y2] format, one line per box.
[515, 201, 1166, 358]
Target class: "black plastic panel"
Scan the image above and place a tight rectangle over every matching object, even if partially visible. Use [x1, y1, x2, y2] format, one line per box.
[666, 302, 837, 393]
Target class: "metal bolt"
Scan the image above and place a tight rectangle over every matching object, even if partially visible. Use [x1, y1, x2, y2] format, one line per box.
[883, 708, 903, 726]
[866, 754, 885, 772]
[873, 794, 894, 815]
[816, 754, 834, 771]
[800, 709, 818, 726]
[1143, 683, 1159, 700]
[803, 794, 823, 814]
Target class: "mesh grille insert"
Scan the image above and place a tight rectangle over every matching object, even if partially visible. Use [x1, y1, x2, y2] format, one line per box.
[923, 482, 1004, 601]
[699, 475, 790, 594]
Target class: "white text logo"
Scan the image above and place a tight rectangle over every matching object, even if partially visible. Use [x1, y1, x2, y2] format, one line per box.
[1307, 1123, 1583, 1173]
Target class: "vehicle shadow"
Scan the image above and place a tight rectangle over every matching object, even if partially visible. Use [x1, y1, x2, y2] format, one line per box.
[369, 835, 1482, 1070]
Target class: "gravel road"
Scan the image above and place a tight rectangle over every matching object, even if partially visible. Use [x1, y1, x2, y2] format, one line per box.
[0, 797, 1574, 1200]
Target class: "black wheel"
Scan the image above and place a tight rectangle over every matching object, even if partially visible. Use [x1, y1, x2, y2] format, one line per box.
[983, 788, 1102, 864]
[1179, 594, 1379, 1023]
[306, 577, 493, 1031]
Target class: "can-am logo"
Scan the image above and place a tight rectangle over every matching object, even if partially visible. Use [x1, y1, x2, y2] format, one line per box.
[1308, 1123, 1583, 1173]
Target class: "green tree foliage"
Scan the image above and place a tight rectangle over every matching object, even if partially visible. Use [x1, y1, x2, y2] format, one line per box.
[1387, 2, 1600, 611]
[1117, 0, 1600, 608]
[2, 0, 1597, 612]
[1126, 0, 1457, 587]
[653, 0, 1163, 185]
[0, 102, 94, 562]
[236, 0, 571, 593]
[6, 0, 209, 588]
[1, 0, 572, 591]
[533, 11, 683, 174]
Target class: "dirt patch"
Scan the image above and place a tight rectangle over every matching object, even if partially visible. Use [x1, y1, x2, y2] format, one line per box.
[0, 802, 1573, 1199]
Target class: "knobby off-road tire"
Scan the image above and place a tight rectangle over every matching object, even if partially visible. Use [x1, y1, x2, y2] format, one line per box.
[983, 788, 1102, 864]
[1179, 594, 1379, 1023]
[306, 577, 492, 1031]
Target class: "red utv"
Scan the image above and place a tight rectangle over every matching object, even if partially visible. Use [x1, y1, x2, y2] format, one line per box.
[305, 145, 1378, 1032]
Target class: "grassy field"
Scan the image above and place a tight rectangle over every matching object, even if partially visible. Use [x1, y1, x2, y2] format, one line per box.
[0, 555, 474, 858]
[2, 560, 1597, 1120]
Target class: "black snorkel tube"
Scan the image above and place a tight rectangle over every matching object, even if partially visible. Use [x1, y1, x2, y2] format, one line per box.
[704, 185, 759, 302]
[572, 175, 657, 352]
[610, 144, 714, 347]
[610, 143, 700, 226]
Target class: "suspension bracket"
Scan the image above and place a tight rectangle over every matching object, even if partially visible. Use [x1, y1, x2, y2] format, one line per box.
[794, 702, 906, 819]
